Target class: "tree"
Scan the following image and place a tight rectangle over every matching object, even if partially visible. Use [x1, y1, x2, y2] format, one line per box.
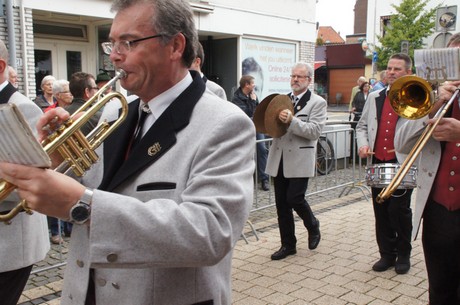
[374, 0, 439, 71]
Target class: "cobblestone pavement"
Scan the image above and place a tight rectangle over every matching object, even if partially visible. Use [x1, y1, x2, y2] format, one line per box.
[19, 166, 428, 304]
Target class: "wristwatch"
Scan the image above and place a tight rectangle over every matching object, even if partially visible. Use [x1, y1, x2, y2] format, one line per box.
[69, 188, 93, 225]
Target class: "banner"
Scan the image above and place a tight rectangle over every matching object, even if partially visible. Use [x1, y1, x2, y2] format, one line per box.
[241, 38, 297, 100]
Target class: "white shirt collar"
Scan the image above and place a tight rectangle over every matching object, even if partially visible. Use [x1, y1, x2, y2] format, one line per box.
[139, 72, 193, 136]
[0, 80, 9, 92]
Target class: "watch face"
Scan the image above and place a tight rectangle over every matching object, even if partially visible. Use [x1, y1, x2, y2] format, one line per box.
[71, 204, 90, 222]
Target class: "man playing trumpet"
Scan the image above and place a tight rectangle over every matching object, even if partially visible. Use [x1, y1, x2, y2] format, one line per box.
[395, 33, 460, 305]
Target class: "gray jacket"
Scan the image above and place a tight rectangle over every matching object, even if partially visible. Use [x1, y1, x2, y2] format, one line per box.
[60, 73, 255, 305]
[266, 90, 327, 178]
[0, 82, 50, 272]
[394, 116, 438, 240]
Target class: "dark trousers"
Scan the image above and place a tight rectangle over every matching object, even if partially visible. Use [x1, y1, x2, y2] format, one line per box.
[274, 159, 318, 249]
[422, 200, 460, 305]
[256, 133, 269, 182]
[371, 187, 413, 260]
[48, 216, 73, 236]
[0, 265, 33, 305]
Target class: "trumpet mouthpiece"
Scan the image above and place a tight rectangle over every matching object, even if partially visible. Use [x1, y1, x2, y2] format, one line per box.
[116, 69, 127, 79]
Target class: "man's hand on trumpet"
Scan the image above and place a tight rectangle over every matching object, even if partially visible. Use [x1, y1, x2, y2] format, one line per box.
[428, 80, 460, 142]
[0, 107, 86, 221]
[430, 80, 460, 118]
[279, 109, 293, 124]
[0, 162, 86, 221]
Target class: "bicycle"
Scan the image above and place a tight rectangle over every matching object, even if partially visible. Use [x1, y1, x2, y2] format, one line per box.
[316, 136, 335, 175]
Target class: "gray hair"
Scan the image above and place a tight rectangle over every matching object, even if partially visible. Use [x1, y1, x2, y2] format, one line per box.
[292, 62, 313, 78]
[41, 75, 56, 87]
[52, 79, 69, 95]
[111, 0, 197, 67]
[0, 39, 9, 80]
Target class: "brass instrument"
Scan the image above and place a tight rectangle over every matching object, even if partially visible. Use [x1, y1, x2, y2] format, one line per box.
[376, 75, 460, 203]
[0, 70, 128, 223]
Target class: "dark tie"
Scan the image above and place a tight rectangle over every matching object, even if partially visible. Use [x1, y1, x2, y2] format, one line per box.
[291, 95, 298, 106]
[126, 103, 151, 158]
[132, 103, 151, 148]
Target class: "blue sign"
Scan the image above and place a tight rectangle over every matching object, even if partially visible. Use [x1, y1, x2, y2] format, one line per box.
[372, 51, 378, 63]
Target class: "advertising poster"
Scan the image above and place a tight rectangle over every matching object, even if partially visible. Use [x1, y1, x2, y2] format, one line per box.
[241, 38, 297, 100]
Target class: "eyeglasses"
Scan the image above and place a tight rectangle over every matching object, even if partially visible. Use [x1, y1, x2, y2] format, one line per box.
[101, 34, 164, 55]
[290, 75, 310, 80]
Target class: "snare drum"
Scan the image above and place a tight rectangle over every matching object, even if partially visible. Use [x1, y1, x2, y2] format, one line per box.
[365, 163, 417, 189]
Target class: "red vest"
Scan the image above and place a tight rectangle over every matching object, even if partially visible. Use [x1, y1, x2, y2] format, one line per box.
[432, 99, 460, 211]
[374, 96, 397, 161]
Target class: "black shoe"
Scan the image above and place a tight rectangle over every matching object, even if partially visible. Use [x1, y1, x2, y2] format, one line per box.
[395, 255, 411, 274]
[372, 258, 396, 272]
[308, 220, 321, 250]
[262, 180, 270, 191]
[271, 246, 296, 260]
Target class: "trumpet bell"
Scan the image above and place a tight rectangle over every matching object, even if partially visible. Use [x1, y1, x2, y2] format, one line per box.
[388, 75, 435, 120]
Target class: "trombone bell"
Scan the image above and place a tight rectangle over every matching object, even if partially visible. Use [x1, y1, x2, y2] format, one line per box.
[388, 75, 435, 120]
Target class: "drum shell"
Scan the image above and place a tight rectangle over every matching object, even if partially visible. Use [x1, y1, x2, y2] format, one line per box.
[365, 163, 417, 189]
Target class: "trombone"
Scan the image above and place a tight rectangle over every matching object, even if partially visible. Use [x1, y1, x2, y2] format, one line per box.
[376, 75, 460, 203]
[0, 70, 129, 223]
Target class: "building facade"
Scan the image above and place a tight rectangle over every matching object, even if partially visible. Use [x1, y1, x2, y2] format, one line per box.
[2, 0, 318, 101]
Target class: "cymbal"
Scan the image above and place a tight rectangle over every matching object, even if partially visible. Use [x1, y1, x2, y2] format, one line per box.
[265, 95, 293, 138]
[253, 93, 278, 134]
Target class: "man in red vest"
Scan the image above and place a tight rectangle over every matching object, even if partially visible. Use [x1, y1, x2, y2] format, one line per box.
[395, 33, 460, 305]
[356, 53, 413, 274]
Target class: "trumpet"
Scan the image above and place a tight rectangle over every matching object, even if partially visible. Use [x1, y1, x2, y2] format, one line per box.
[0, 70, 129, 223]
[376, 75, 460, 203]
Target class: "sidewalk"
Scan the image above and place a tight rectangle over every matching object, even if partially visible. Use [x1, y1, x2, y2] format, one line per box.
[19, 188, 429, 305]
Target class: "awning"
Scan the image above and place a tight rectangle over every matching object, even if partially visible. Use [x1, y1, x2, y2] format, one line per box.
[314, 61, 326, 70]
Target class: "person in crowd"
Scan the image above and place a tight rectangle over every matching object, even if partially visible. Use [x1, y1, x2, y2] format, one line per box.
[67, 71, 101, 136]
[351, 81, 370, 122]
[349, 76, 367, 112]
[189, 41, 227, 100]
[242, 57, 264, 99]
[8, 65, 18, 88]
[0, 38, 50, 305]
[371, 71, 387, 92]
[96, 70, 113, 96]
[232, 75, 270, 191]
[395, 32, 460, 305]
[34, 75, 56, 111]
[45, 79, 74, 244]
[45, 79, 73, 112]
[0, 1, 254, 304]
[266, 62, 327, 260]
[356, 53, 414, 274]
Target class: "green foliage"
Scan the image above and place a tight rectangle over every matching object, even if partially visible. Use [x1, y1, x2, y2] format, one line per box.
[316, 37, 324, 46]
[374, 0, 439, 71]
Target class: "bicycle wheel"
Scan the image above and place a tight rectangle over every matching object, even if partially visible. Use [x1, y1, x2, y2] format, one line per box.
[316, 136, 335, 175]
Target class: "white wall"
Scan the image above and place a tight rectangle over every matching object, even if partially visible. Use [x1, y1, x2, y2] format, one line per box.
[201, 0, 317, 42]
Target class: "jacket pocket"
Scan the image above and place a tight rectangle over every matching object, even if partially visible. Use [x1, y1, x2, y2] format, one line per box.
[299, 146, 314, 149]
[137, 182, 176, 191]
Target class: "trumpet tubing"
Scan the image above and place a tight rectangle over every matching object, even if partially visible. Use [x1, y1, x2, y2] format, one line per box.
[0, 70, 128, 223]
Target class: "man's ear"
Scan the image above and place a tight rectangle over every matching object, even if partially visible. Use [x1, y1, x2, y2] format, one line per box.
[170, 32, 186, 61]
[0, 59, 6, 77]
[84, 88, 90, 100]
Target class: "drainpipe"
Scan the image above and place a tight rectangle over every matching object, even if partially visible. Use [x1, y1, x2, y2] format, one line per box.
[5, 0, 16, 68]
[19, 2, 30, 96]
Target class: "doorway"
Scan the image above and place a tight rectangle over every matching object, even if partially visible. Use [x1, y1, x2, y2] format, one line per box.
[34, 42, 89, 96]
